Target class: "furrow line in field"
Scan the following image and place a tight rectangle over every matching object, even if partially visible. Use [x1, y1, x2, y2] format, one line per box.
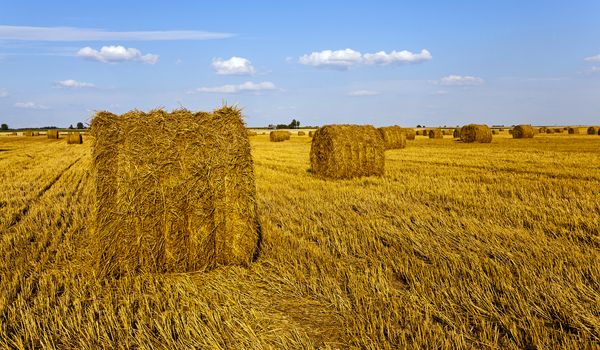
[1, 157, 82, 234]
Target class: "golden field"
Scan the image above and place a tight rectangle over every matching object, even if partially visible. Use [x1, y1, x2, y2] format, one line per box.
[0, 132, 599, 349]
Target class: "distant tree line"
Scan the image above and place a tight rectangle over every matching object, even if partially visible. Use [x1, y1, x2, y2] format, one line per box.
[0, 122, 87, 131]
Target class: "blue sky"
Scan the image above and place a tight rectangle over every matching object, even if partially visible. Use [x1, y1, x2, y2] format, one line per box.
[1, 0, 599, 128]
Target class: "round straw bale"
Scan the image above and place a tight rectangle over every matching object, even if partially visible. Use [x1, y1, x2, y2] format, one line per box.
[553, 128, 562, 133]
[67, 132, 83, 144]
[512, 125, 535, 138]
[270, 130, 291, 142]
[538, 127, 547, 133]
[47, 129, 60, 139]
[460, 124, 492, 143]
[310, 125, 384, 179]
[587, 126, 600, 135]
[247, 130, 258, 136]
[297, 131, 306, 136]
[378, 125, 406, 150]
[453, 128, 461, 138]
[509, 129, 513, 135]
[309, 130, 314, 137]
[545, 128, 554, 134]
[568, 127, 581, 134]
[400, 128, 416, 140]
[24, 131, 34, 137]
[492, 129, 499, 135]
[429, 129, 443, 139]
[90, 106, 260, 276]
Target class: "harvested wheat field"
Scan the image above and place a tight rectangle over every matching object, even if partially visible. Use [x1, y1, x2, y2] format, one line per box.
[0, 131, 599, 349]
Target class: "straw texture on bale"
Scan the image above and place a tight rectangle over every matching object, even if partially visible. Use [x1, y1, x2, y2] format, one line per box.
[66, 132, 83, 144]
[309, 131, 315, 137]
[47, 130, 59, 139]
[297, 131, 306, 136]
[553, 128, 563, 133]
[492, 129, 499, 135]
[310, 125, 384, 179]
[453, 129, 461, 138]
[90, 106, 260, 276]
[587, 126, 600, 135]
[512, 125, 535, 139]
[545, 128, 555, 134]
[24, 131, 39, 136]
[378, 126, 406, 150]
[429, 129, 443, 139]
[459, 124, 492, 143]
[400, 128, 416, 140]
[270, 130, 291, 142]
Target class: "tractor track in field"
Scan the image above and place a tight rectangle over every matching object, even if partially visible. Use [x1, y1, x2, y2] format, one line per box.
[0, 162, 87, 321]
[1, 157, 82, 234]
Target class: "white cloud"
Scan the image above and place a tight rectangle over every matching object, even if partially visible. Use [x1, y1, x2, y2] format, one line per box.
[439, 75, 484, 86]
[56, 79, 95, 88]
[77, 46, 159, 64]
[14, 101, 49, 110]
[0, 89, 8, 98]
[299, 48, 431, 69]
[347, 90, 380, 96]
[0, 25, 233, 41]
[592, 66, 600, 73]
[299, 49, 363, 69]
[584, 54, 600, 62]
[212, 56, 255, 75]
[363, 49, 432, 65]
[194, 81, 277, 94]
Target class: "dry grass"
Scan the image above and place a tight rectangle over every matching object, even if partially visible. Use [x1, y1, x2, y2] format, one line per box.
[0, 133, 599, 349]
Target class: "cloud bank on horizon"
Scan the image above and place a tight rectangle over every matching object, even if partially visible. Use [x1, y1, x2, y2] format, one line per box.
[0, 1, 599, 128]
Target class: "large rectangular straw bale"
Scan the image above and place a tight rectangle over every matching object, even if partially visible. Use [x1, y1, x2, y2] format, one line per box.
[378, 126, 406, 149]
[90, 107, 260, 276]
[310, 125, 384, 179]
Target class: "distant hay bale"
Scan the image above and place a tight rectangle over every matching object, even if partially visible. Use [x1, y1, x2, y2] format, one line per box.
[309, 131, 314, 137]
[453, 128, 461, 138]
[378, 126, 406, 150]
[545, 128, 555, 134]
[67, 132, 83, 144]
[553, 128, 563, 133]
[509, 129, 513, 135]
[460, 124, 492, 143]
[512, 125, 535, 138]
[568, 127, 585, 134]
[429, 129, 443, 139]
[47, 130, 60, 139]
[247, 130, 258, 136]
[24, 131, 35, 137]
[310, 125, 384, 179]
[90, 106, 260, 276]
[399, 128, 416, 140]
[270, 130, 291, 142]
[538, 127, 547, 133]
[587, 126, 600, 135]
[492, 129, 499, 135]
[297, 131, 306, 136]
[9, 132, 17, 136]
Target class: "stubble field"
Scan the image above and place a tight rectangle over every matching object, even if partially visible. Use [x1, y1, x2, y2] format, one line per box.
[0, 132, 598, 349]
